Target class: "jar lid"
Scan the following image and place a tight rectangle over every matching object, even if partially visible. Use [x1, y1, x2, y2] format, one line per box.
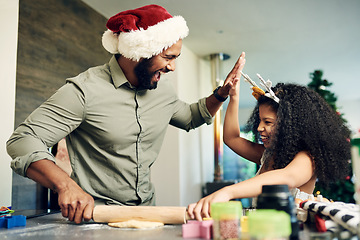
[248, 209, 291, 238]
[261, 184, 289, 194]
[210, 201, 242, 220]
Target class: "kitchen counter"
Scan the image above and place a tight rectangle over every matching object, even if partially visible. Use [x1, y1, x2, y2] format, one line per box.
[0, 212, 189, 240]
[1, 212, 357, 239]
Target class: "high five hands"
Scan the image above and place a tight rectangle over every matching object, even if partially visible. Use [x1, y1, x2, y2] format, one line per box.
[216, 52, 246, 98]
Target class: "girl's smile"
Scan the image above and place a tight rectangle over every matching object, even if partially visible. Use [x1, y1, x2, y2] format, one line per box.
[257, 104, 277, 148]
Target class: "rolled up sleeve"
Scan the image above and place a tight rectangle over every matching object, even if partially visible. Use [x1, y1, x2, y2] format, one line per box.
[6, 81, 85, 177]
[170, 97, 213, 131]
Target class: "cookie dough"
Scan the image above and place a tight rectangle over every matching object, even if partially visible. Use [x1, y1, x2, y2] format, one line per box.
[108, 220, 164, 229]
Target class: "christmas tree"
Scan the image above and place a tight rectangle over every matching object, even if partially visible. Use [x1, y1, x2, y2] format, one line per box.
[308, 70, 354, 203]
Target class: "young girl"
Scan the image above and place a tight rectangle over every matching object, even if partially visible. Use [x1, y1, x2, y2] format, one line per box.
[187, 72, 351, 221]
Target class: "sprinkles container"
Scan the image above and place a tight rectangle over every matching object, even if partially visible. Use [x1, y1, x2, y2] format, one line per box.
[211, 201, 242, 240]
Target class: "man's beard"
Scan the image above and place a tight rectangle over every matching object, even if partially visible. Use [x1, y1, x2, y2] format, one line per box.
[134, 58, 158, 90]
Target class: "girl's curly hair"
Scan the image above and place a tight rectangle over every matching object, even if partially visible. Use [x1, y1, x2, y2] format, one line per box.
[244, 83, 351, 185]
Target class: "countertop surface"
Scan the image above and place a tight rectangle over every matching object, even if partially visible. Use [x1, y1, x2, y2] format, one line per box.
[0, 212, 189, 240]
[1, 212, 357, 239]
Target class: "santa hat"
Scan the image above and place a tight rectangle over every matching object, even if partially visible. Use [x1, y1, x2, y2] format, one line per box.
[102, 4, 189, 61]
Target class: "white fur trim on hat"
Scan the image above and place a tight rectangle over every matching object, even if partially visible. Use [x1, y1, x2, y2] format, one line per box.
[102, 16, 189, 61]
[102, 30, 119, 54]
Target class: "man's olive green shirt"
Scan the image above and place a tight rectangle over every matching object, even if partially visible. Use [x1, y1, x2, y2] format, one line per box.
[7, 56, 213, 206]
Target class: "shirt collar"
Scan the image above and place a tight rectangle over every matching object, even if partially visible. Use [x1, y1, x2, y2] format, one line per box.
[109, 55, 129, 88]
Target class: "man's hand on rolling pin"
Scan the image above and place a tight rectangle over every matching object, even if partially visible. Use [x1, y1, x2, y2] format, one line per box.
[57, 179, 94, 224]
[186, 186, 234, 221]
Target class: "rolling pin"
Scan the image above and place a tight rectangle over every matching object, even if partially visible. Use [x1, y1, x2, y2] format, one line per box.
[93, 205, 191, 224]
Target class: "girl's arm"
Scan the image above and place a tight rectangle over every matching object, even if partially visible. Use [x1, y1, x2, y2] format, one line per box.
[223, 76, 265, 164]
[188, 151, 315, 220]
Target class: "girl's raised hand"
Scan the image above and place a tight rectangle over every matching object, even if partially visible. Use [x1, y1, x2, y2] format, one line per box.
[217, 52, 246, 98]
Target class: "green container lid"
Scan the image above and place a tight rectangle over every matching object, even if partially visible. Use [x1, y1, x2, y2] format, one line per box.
[352, 138, 360, 155]
[248, 209, 291, 238]
[210, 201, 243, 220]
[352, 138, 360, 145]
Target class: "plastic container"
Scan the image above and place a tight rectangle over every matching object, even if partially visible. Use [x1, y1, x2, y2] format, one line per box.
[248, 209, 291, 240]
[256, 185, 299, 240]
[211, 201, 242, 240]
[240, 215, 250, 240]
[351, 137, 360, 235]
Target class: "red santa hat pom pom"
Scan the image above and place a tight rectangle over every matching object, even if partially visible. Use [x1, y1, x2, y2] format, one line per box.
[102, 4, 189, 61]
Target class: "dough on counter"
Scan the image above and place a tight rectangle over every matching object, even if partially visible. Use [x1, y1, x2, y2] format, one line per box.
[108, 220, 164, 229]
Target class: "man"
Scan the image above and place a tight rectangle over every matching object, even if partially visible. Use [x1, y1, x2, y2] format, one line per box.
[7, 4, 245, 224]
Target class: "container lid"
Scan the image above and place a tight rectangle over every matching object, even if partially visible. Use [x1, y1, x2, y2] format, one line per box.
[352, 138, 360, 155]
[261, 184, 289, 194]
[248, 209, 291, 238]
[210, 201, 242, 220]
[352, 138, 360, 145]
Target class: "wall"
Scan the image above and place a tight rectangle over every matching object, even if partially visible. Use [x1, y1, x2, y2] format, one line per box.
[0, 0, 19, 207]
[3, 0, 214, 209]
[338, 99, 360, 135]
[178, 47, 214, 206]
[15, 0, 110, 127]
[151, 45, 214, 207]
[5, 0, 358, 210]
[11, 0, 110, 209]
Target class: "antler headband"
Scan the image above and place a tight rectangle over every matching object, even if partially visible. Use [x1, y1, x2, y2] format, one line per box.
[240, 71, 280, 103]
